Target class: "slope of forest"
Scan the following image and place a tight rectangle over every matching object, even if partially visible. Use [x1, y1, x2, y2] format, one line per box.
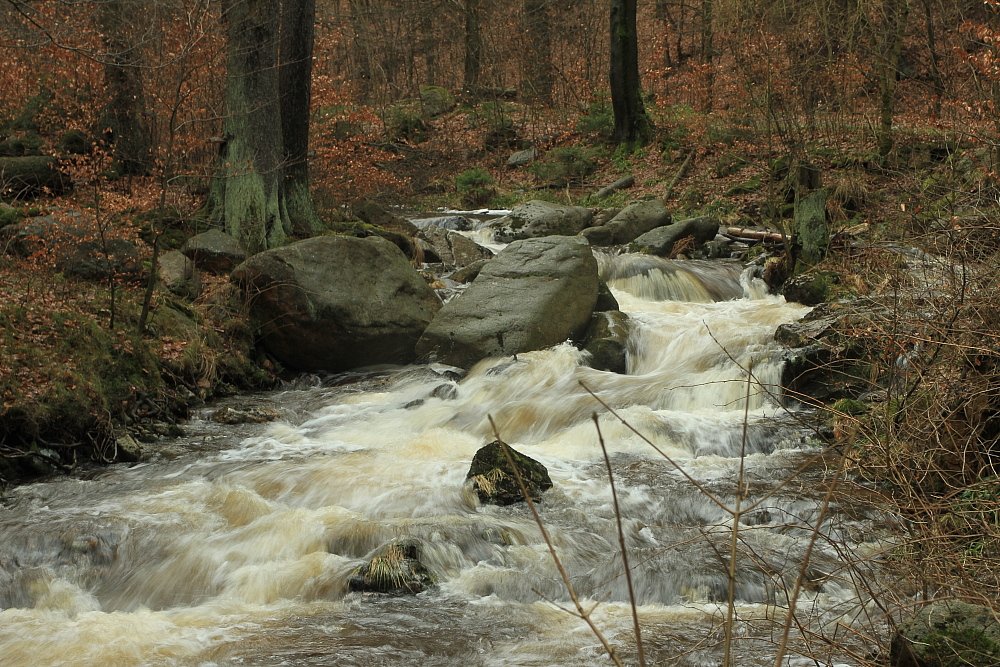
[3, 0, 1000, 661]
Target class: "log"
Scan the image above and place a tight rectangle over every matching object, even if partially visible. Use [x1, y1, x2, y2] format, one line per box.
[0, 156, 72, 198]
[590, 174, 634, 201]
[724, 226, 785, 244]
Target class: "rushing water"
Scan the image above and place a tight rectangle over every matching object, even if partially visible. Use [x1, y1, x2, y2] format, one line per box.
[0, 254, 881, 666]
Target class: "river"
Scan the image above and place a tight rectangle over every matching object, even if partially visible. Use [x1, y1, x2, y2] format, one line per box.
[0, 252, 882, 666]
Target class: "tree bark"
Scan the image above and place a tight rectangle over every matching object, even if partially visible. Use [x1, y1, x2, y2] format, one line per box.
[214, 0, 290, 254]
[876, 0, 909, 158]
[464, 0, 483, 95]
[99, 0, 154, 176]
[279, 0, 322, 237]
[609, 0, 652, 145]
[523, 0, 553, 105]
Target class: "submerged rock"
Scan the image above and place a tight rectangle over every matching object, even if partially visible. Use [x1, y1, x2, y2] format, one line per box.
[348, 539, 435, 595]
[415, 235, 599, 368]
[467, 440, 553, 505]
[232, 235, 442, 372]
[210, 406, 280, 425]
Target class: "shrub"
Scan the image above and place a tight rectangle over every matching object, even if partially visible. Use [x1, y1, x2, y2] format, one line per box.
[456, 167, 495, 208]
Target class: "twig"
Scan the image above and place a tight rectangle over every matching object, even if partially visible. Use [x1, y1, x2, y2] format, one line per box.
[593, 413, 646, 667]
[487, 416, 625, 667]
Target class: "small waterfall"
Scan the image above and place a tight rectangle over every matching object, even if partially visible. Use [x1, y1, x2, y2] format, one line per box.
[0, 253, 882, 667]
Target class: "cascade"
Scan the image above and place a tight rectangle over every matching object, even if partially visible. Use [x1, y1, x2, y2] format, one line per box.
[0, 253, 881, 666]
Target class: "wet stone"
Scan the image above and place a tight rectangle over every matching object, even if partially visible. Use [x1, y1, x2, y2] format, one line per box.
[467, 440, 553, 506]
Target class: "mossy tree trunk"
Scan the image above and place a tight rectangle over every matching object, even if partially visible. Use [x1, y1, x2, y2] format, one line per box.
[280, 0, 322, 236]
[215, 0, 321, 254]
[99, 0, 154, 176]
[610, 0, 653, 146]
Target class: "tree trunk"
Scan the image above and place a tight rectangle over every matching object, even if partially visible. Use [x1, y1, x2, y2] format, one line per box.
[876, 0, 909, 158]
[523, 0, 553, 105]
[99, 0, 154, 176]
[348, 0, 374, 102]
[214, 0, 289, 254]
[609, 0, 652, 145]
[279, 0, 322, 237]
[464, 0, 483, 95]
[700, 0, 714, 110]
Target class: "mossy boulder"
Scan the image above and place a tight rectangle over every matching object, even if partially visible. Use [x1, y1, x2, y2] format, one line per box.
[419, 85, 455, 117]
[891, 600, 1000, 667]
[232, 235, 442, 372]
[467, 440, 553, 505]
[793, 190, 829, 268]
[627, 215, 720, 256]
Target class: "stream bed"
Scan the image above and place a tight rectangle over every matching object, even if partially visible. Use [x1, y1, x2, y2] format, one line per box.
[0, 254, 886, 666]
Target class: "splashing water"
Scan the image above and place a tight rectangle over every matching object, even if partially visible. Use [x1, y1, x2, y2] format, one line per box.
[0, 253, 883, 666]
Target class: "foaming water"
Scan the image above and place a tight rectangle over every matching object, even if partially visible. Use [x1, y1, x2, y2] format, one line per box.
[0, 253, 881, 666]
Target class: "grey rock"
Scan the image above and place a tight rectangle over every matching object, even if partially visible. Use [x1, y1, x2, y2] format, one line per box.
[416, 235, 599, 368]
[627, 215, 720, 256]
[182, 229, 247, 274]
[507, 148, 538, 168]
[467, 440, 552, 505]
[582, 198, 672, 247]
[211, 406, 280, 424]
[158, 250, 201, 298]
[450, 259, 489, 284]
[410, 215, 472, 231]
[489, 200, 594, 242]
[421, 225, 493, 267]
[232, 235, 442, 372]
[582, 310, 630, 373]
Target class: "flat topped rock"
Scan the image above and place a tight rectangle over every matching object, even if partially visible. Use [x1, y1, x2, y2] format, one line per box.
[182, 229, 247, 274]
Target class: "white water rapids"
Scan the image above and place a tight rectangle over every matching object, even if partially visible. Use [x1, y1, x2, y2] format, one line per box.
[0, 255, 883, 666]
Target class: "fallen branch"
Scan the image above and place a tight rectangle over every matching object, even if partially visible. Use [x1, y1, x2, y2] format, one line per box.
[590, 174, 635, 201]
[662, 150, 695, 202]
[723, 226, 785, 244]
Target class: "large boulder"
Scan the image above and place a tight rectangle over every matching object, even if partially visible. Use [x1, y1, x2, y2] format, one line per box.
[182, 229, 247, 274]
[581, 198, 672, 247]
[627, 215, 720, 256]
[467, 440, 553, 505]
[420, 225, 494, 267]
[891, 599, 1000, 667]
[415, 235, 599, 368]
[0, 156, 72, 198]
[232, 235, 442, 372]
[157, 250, 201, 298]
[489, 200, 594, 242]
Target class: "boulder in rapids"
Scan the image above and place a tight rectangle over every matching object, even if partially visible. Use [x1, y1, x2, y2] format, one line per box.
[627, 215, 720, 256]
[348, 539, 436, 595]
[581, 198, 672, 247]
[489, 200, 593, 242]
[582, 310, 630, 374]
[467, 440, 553, 505]
[420, 225, 493, 267]
[415, 235, 599, 368]
[231, 235, 441, 372]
